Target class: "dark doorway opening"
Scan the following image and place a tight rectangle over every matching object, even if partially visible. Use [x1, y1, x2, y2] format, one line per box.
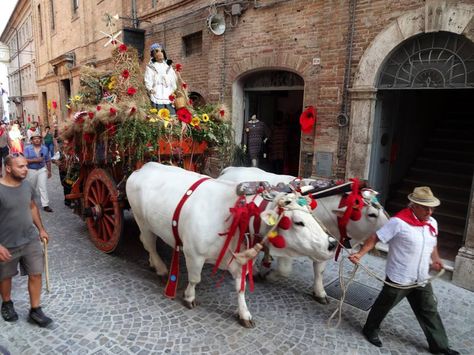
[376, 89, 474, 260]
[60, 79, 71, 120]
[244, 90, 303, 176]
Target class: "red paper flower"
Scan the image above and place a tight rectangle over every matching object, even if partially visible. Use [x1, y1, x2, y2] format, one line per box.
[83, 133, 95, 143]
[176, 107, 192, 124]
[127, 87, 137, 96]
[118, 44, 128, 52]
[88, 112, 94, 119]
[52, 100, 57, 109]
[109, 107, 117, 116]
[121, 69, 130, 79]
[175, 63, 182, 72]
[182, 83, 188, 90]
[219, 109, 225, 117]
[105, 123, 116, 136]
[299, 106, 316, 134]
[96, 105, 102, 111]
[130, 107, 136, 114]
[168, 94, 175, 102]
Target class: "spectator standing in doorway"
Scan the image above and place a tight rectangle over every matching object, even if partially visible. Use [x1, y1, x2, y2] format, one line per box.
[0, 153, 53, 327]
[24, 133, 53, 212]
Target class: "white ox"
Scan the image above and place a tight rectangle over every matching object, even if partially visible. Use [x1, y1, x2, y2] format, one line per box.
[219, 166, 389, 303]
[126, 163, 337, 327]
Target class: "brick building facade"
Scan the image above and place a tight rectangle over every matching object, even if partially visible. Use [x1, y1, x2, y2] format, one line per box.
[6, 0, 474, 287]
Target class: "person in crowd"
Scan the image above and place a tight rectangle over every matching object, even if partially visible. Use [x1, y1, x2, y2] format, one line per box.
[348, 186, 459, 355]
[42, 126, 54, 158]
[0, 121, 10, 177]
[23, 133, 53, 213]
[144, 43, 177, 114]
[8, 123, 23, 154]
[26, 122, 40, 141]
[0, 153, 53, 327]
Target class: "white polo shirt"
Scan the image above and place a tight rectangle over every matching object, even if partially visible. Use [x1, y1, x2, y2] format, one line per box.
[376, 216, 438, 285]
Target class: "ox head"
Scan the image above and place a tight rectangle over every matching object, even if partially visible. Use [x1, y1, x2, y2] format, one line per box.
[331, 188, 390, 245]
[266, 193, 337, 262]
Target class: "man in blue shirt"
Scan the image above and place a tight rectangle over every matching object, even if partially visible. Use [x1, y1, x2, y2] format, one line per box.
[24, 133, 53, 212]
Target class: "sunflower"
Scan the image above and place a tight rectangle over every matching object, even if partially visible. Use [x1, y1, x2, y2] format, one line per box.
[158, 108, 171, 120]
[202, 113, 210, 122]
[190, 116, 201, 127]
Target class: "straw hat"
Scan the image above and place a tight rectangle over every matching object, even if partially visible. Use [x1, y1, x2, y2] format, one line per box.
[408, 186, 440, 207]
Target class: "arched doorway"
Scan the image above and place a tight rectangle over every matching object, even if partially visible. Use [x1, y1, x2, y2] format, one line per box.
[241, 70, 304, 175]
[370, 31, 474, 260]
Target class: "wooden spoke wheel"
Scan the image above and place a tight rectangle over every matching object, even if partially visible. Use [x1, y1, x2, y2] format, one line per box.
[84, 169, 124, 253]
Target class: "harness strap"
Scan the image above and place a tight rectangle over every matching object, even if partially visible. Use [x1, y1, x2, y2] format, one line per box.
[164, 177, 210, 298]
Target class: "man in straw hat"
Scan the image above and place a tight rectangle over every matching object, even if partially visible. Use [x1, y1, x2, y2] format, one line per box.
[0, 153, 52, 327]
[349, 186, 459, 355]
[24, 133, 53, 212]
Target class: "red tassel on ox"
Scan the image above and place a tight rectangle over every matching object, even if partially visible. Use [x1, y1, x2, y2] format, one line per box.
[164, 246, 180, 298]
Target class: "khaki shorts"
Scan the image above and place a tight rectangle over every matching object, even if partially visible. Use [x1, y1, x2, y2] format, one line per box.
[0, 239, 44, 280]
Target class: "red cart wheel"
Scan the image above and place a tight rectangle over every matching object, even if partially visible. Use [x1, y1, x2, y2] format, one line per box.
[84, 169, 124, 253]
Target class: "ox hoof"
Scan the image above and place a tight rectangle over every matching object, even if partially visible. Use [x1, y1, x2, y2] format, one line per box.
[238, 318, 256, 328]
[253, 273, 268, 283]
[183, 299, 198, 309]
[313, 293, 330, 304]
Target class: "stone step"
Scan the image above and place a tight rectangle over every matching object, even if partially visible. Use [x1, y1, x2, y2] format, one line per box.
[414, 158, 474, 175]
[402, 179, 471, 202]
[388, 192, 468, 215]
[386, 200, 466, 229]
[426, 138, 474, 152]
[420, 148, 474, 163]
[408, 168, 472, 187]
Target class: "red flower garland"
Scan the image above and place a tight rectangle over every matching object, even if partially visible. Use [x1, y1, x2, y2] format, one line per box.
[118, 44, 128, 52]
[88, 112, 94, 119]
[109, 107, 117, 116]
[121, 69, 130, 79]
[175, 63, 182, 72]
[168, 94, 175, 102]
[127, 87, 137, 96]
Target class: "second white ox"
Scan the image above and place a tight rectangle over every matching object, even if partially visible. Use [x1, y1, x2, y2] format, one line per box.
[126, 163, 336, 327]
[219, 166, 389, 304]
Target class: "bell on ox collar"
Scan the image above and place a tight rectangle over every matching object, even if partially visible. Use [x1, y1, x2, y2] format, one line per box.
[260, 210, 278, 226]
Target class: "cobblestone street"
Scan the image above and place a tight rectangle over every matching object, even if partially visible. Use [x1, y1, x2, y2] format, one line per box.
[0, 168, 473, 355]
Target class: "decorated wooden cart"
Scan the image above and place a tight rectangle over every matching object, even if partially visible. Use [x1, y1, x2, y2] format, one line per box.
[58, 42, 234, 253]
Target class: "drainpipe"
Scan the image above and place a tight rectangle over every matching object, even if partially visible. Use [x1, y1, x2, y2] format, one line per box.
[131, 0, 139, 28]
[336, 0, 357, 178]
[14, 27, 24, 125]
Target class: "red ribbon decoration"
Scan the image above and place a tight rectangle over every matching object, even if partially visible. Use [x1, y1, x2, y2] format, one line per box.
[335, 178, 364, 261]
[164, 178, 210, 298]
[299, 106, 316, 133]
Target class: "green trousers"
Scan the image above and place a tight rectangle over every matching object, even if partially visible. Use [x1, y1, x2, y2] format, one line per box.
[364, 281, 450, 352]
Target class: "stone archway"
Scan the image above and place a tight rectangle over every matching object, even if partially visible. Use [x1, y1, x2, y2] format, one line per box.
[346, 1, 474, 290]
[229, 53, 311, 146]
